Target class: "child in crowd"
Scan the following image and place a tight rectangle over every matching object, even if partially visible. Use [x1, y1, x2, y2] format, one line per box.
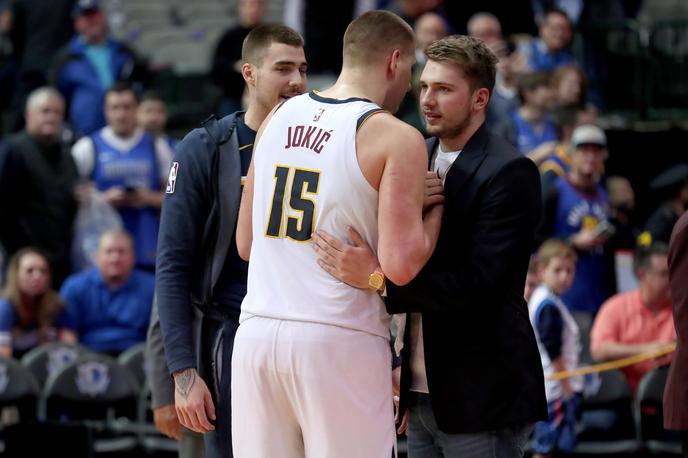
[528, 239, 583, 458]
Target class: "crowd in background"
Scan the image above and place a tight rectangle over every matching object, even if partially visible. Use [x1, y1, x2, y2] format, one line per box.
[0, 0, 687, 453]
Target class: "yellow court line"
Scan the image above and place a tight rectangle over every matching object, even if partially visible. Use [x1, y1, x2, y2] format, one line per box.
[239, 143, 253, 151]
[547, 343, 676, 381]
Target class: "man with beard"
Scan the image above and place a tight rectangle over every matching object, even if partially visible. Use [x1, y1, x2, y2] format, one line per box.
[312, 35, 547, 456]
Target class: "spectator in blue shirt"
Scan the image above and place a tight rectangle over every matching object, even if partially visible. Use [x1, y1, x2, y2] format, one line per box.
[0, 248, 76, 358]
[520, 8, 576, 72]
[60, 229, 154, 355]
[52, 0, 148, 137]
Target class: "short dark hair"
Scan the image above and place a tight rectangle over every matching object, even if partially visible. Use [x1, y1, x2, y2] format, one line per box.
[139, 89, 164, 104]
[424, 35, 497, 93]
[634, 243, 669, 274]
[105, 81, 137, 101]
[242, 24, 304, 66]
[343, 10, 415, 67]
[517, 71, 551, 104]
[543, 8, 572, 26]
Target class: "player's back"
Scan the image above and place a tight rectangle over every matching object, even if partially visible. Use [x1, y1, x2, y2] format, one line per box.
[242, 91, 389, 338]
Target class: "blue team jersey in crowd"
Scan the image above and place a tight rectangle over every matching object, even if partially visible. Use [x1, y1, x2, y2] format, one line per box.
[92, 130, 160, 268]
[553, 177, 609, 313]
[512, 110, 558, 155]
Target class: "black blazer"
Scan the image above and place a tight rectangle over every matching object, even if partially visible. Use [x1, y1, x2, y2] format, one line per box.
[387, 124, 548, 434]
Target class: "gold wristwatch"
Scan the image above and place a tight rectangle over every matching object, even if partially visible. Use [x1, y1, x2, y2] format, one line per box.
[368, 268, 386, 293]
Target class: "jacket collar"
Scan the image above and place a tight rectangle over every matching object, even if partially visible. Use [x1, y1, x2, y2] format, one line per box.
[426, 123, 490, 197]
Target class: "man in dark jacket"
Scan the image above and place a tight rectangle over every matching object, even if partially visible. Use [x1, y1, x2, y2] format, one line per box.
[155, 24, 306, 458]
[0, 86, 77, 285]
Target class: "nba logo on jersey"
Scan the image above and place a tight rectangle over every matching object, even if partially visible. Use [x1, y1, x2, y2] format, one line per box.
[166, 162, 179, 194]
[313, 108, 325, 122]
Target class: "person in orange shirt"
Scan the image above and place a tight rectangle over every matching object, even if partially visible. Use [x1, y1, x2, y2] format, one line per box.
[590, 243, 676, 393]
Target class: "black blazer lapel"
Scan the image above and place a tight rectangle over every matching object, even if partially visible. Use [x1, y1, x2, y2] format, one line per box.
[443, 124, 490, 198]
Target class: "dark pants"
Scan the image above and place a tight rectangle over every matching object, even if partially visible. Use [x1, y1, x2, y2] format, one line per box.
[197, 311, 239, 458]
[407, 392, 533, 458]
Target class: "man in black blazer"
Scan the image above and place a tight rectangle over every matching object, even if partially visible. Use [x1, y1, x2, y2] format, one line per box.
[313, 35, 547, 457]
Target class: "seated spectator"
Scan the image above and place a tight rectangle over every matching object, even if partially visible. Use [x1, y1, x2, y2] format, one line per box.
[414, 12, 448, 68]
[520, 8, 576, 72]
[71, 83, 170, 270]
[137, 90, 176, 161]
[0, 248, 76, 358]
[539, 124, 611, 317]
[591, 243, 676, 393]
[640, 164, 688, 246]
[486, 38, 526, 129]
[494, 71, 558, 164]
[467, 12, 503, 48]
[60, 229, 154, 355]
[551, 65, 590, 111]
[528, 239, 582, 458]
[605, 176, 640, 294]
[0, 87, 78, 286]
[52, 0, 149, 137]
[539, 105, 598, 192]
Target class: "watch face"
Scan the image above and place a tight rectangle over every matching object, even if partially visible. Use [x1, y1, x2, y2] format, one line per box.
[370, 274, 384, 290]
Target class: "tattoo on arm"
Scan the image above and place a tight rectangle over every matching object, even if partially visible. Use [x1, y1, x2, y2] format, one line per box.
[174, 368, 196, 399]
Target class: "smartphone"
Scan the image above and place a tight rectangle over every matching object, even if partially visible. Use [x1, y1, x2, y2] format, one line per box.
[592, 220, 616, 238]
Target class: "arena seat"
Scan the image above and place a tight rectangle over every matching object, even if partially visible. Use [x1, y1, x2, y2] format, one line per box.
[39, 353, 140, 455]
[21, 342, 91, 388]
[575, 369, 642, 455]
[635, 364, 682, 456]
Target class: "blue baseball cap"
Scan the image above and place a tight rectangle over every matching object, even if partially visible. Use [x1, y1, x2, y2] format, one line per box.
[72, 0, 101, 17]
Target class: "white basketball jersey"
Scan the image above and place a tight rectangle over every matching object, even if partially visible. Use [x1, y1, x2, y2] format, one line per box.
[241, 91, 390, 338]
[528, 284, 584, 401]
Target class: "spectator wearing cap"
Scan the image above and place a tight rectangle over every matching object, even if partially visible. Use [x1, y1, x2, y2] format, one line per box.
[539, 124, 611, 319]
[51, 0, 149, 137]
[640, 164, 688, 246]
[591, 243, 675, 394]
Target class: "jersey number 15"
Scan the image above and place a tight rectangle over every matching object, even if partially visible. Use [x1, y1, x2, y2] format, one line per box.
[265, 165, 320, 242]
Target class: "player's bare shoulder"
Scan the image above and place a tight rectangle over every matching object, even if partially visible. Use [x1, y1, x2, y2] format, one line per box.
[357, 111, 425, 158]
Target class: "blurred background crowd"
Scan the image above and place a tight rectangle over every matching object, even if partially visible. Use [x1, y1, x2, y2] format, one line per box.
[0, 0, 687, 456]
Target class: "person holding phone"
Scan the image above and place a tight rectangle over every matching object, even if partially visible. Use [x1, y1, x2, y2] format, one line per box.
[71, 82, 171, 271]
[538, 124, 612, 319]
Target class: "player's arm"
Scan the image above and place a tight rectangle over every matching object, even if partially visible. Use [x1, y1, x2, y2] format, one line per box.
[236, 105, 278, 261]
[358, 114, 443, 285]
[236, 160, 254, 261]
[386, 156, 542, 313]
[156, 129, 218, 434]
[313, 170, 444, 289]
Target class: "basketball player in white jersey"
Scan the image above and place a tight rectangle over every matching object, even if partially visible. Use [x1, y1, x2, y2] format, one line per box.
[233, 10, 444, 457]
